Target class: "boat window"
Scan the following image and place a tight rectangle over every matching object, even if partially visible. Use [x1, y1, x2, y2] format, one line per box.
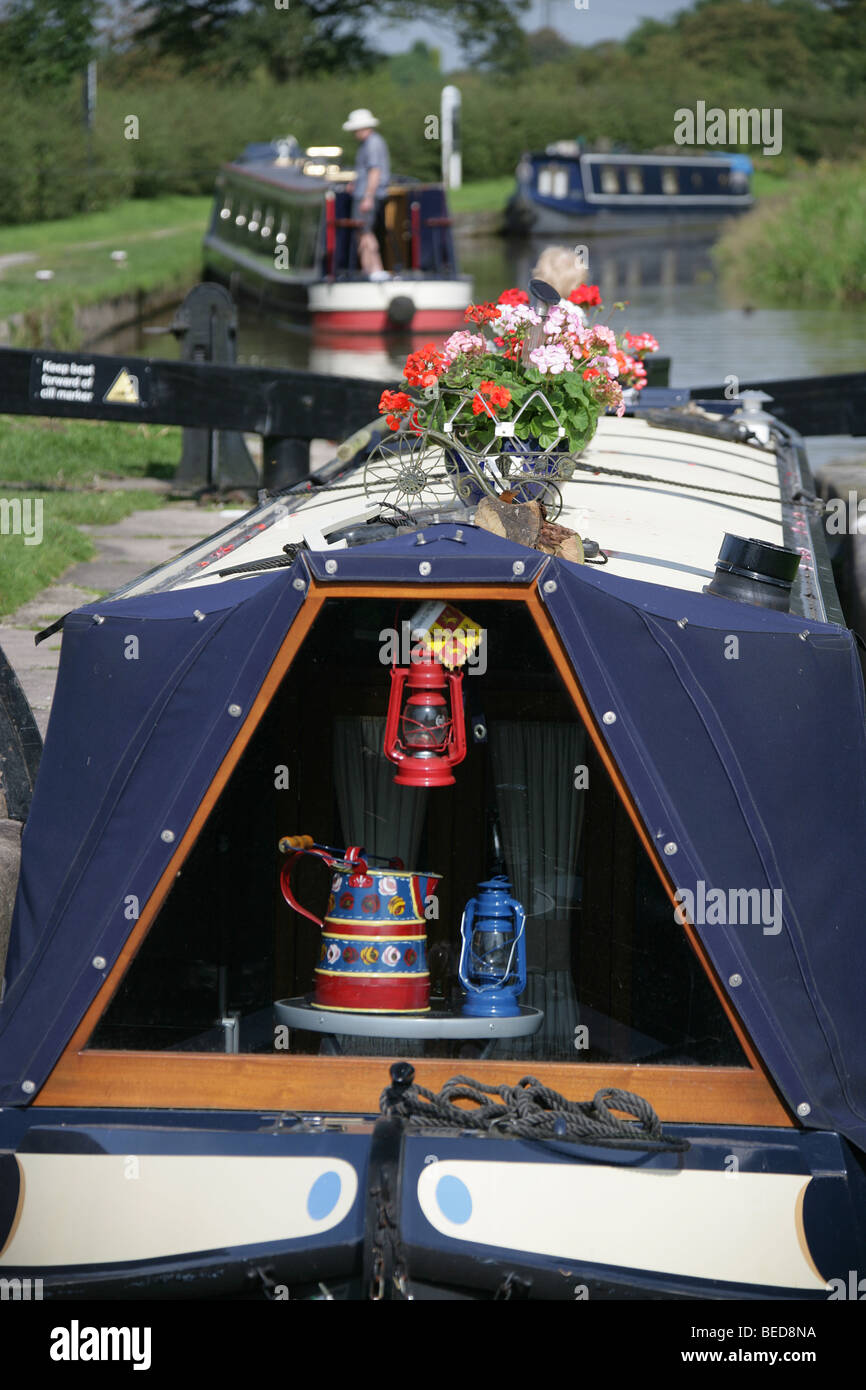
[599, 166, 620, 195]
[690, 171, 704, 190]
[718, 171, 729, 188]
[552, 168, 569, 199]
[288, 200, 322, 270]
[661, 167, 679, 195]
[88, 597, 746, 1069]
[537, 166, 553, 196]
[625, 166, 644, 194]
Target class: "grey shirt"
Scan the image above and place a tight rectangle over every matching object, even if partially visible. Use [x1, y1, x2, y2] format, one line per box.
[353, 130, 390, 202]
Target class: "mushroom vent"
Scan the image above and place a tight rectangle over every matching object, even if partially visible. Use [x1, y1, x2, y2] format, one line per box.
[704, 534, 801, 611]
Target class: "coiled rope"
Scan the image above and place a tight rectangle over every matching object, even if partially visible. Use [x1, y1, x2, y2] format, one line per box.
[380, 1072, 689, 1152]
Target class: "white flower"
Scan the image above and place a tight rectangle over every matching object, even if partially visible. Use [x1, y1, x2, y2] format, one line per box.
[588, 324, 617, 352]
[592, 353, 621, 379]
[529, 343, 572, 375]
[442, 330, 487, 358]
[493, 302, 541, 334]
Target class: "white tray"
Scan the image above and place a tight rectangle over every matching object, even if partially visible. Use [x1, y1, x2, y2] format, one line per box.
[274, 997, 544, 1039]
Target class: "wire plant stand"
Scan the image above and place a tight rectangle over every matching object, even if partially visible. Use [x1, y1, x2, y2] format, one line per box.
[363, 387, 587, 522]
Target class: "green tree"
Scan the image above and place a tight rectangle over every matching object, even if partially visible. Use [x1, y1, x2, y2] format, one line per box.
[388, 39, 441, 87]
[132, 0, 530, 77]
[0, 0, 104, 90]
[622, 18, 671, 57]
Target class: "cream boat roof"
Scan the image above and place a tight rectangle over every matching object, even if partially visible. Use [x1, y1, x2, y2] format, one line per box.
[114, 412, 823, 614]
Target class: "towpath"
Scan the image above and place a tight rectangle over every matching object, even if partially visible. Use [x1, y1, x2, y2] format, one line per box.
[0, 503, 221, 736]
[0, 437, 336, 735]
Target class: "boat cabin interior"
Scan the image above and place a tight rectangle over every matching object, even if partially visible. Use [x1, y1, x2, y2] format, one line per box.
[78, 594, 748, 1079]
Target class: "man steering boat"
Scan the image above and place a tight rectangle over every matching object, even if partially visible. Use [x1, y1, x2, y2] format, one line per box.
[342, 107, 391, 281]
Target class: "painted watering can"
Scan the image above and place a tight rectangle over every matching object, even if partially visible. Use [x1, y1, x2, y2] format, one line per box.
[279, 835, 439, 1014]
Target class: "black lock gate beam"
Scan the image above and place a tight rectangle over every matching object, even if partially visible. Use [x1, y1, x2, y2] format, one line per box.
[1, 345, 394, 492]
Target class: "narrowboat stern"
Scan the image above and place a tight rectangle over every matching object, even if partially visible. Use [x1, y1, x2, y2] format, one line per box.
[1, 394, 865, 1300]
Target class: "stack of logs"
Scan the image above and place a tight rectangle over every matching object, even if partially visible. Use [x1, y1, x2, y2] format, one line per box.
[474, 493, 585, 564]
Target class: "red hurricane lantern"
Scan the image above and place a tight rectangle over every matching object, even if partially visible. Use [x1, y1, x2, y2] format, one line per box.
[383, 656, 467, 787]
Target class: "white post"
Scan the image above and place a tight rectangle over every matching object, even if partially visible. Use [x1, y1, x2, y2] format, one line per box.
[84, 60, 97, 128]
[441, 85, 462, 189]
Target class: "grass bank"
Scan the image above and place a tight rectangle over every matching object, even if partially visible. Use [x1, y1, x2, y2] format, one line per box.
[0, 196, 211, 347]
[448, 178, 513, 215]
[0, 416, 184, 614]
[715, 160, 866, 305]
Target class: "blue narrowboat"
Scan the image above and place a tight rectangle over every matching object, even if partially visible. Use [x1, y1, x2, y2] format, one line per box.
[1, 392, 865, 1300]
[506, 144, 754, 235]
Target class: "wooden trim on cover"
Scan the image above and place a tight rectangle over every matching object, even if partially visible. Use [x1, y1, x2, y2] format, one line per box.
[34, 578, 793, 1129]
[524, 587, 768, 1075]
[311, 582, 533, 602]
[43, 590, 326, 1061]
[36, 1052, 792, 1127]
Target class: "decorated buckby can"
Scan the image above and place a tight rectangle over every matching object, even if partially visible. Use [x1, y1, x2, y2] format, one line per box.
[279, 836, 438, 1013]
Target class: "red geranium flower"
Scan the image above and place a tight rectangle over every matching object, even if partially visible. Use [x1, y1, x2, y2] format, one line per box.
[404, 342, 448, 387]
[623, 330, 659, 355]
[497, 287, 530, 306]
[472, 380, 512, 415]
[465, 302, 499, 324]
[569, 284, 602, 307]
[379, 388, 412, 416]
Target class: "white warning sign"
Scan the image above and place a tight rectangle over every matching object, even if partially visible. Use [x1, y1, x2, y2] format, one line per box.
[103, 368, 141, 405]
[37, 359, 95, 403]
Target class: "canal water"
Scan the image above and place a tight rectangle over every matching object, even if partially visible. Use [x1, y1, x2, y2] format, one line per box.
[101, 230, 865, 389]
[97, 229, 865, 468]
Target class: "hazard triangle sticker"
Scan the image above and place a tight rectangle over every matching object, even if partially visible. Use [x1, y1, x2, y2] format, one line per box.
[103, 368, 141, 405]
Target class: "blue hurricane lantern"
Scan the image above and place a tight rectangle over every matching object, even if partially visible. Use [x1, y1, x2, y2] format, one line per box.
[458, 875, 526, 1017]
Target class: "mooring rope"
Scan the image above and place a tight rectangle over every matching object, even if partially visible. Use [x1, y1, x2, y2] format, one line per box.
[380, 1072, 689, 1152]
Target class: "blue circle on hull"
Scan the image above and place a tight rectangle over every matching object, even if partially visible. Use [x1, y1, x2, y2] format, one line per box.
[436, 1174, 472, 1224]
[307, 1170, 342, 1221]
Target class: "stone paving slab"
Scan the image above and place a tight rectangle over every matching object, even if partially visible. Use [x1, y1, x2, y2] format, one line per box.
[1, 503, 221, 736]
[10, 583, 100, 628]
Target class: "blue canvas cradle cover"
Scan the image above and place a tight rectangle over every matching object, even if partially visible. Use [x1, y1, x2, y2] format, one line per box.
[0, 525, 864, 1155]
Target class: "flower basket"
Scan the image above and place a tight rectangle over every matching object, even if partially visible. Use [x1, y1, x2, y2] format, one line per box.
[364, 287, 660, 517]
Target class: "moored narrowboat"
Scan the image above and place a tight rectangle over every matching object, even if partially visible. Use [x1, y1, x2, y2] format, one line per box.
[1, 388, 866, 1301]
[505, 144, 754, 235]
[202, 138, 473, 333]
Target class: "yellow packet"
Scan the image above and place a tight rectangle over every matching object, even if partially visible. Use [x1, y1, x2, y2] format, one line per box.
[410, 601, 483, 669]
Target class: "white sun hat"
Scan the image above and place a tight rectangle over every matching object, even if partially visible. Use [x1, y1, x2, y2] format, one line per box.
[342, 108, 380, 132]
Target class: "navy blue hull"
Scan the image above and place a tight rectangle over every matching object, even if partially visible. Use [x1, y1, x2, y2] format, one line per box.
[505, 192, 752, 237]
[1, 1106, 863, 1300]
